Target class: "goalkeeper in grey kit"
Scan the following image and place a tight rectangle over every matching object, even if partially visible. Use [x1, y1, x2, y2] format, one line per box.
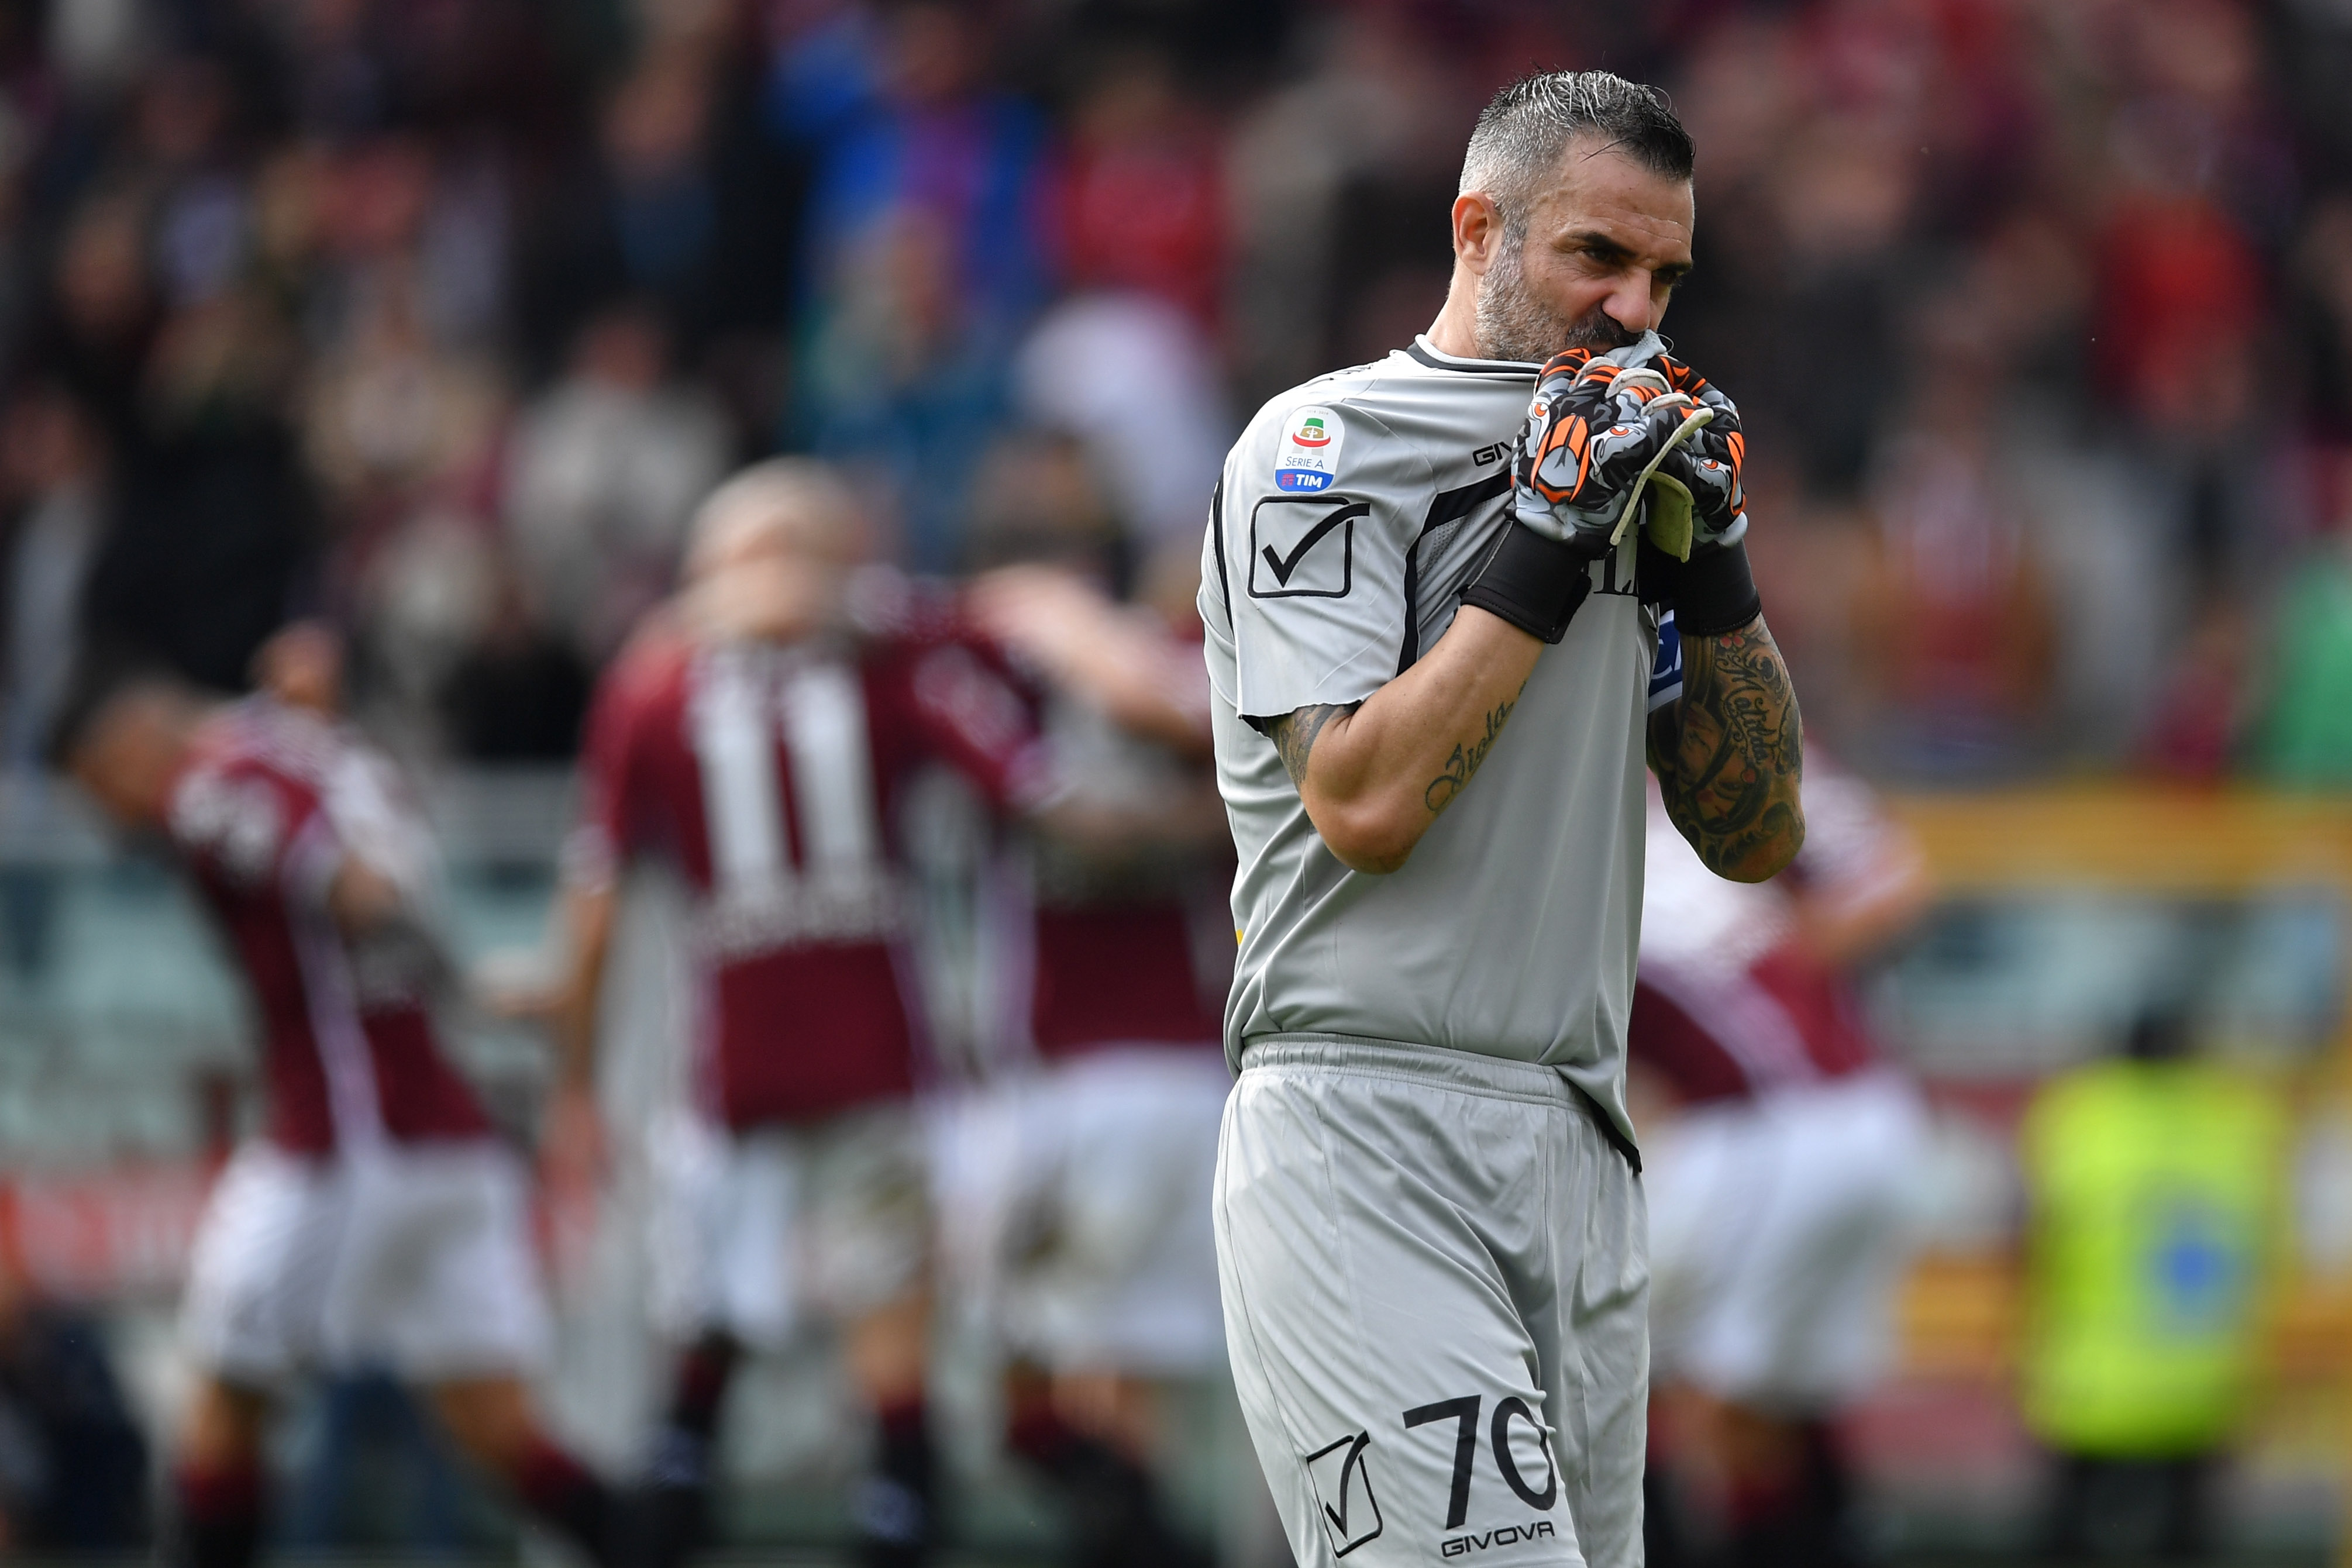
[1201, 71, 1805, 1567]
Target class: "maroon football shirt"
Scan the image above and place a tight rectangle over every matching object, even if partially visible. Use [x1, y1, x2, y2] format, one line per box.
[569, 612, 1050, 1128]
[167, 701, 490, 1153]
[1630, 764, 1916, 1107]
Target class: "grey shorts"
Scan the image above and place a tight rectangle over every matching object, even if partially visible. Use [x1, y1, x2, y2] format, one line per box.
[1214, 1036, 1648, 1567]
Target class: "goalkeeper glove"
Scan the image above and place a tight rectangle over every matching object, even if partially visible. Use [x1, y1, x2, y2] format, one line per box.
[1511, 334, 1710, 559]
[1626, 353, 1759, 636]
[1643, 354, 1746, 559]
[1462, 333, 1710, 643]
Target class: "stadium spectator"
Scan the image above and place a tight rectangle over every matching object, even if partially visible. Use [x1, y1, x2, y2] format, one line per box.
[1042, 46, 1225, 331]
[0, 1255, 149, 1552]
[0, 381, 101, 981]
[20, 193, 160, 451]
[515, 40, 799, 387]
[2289, 197, 2352, 439]
[1010, 295, 1232, 556]
[0, 383, 104, 769]
[1223, 4, 1475, 408]
[1850, 302, 2058, 778]
[502, 302, 729, 667]
[772, 1, 1051, 571]
[2250, 454, 2352, 784]
[82, 274, 315, 696]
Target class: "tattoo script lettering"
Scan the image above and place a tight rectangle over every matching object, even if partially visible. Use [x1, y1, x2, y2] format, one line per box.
[1424, 692, 1520, 814]
[1650, 616, 1804, 879]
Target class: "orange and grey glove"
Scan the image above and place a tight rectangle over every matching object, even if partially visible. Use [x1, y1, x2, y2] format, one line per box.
[1642, 354, 1746, 558]
[1511, 336, 1707, 559]
[1463, 332, 1707, 643]
[1624, 354, 1761, 636]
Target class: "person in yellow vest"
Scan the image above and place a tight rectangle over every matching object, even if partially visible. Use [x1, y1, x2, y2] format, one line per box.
[2018, 1010, 2287, 1560]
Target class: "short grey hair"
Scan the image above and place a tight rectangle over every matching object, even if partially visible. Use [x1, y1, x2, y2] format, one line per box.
[1459, 71, 1694, 237]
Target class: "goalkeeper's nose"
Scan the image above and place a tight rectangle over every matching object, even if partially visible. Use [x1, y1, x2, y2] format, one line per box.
[1597, 280, 1661, 342]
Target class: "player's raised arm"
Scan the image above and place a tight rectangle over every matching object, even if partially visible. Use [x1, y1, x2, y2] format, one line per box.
[1264, 608, 1541, 876]
[511, 621, 685, 1190]
[1633, 351, 1806, 882]
[1270, 343, 1720, 874]
[966, 563, 1214, 757]
[1647, 612, 1805, 881]
[1254, 164, 1724, 875]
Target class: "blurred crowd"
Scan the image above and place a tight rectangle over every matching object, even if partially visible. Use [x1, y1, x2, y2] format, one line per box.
[0, 0, 2350, 783]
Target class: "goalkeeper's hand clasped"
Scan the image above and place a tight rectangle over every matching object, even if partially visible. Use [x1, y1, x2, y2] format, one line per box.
[1644, 353, 1747, 556]
[1511, 336, 1710, 559]
[1465, 333, 1759, 645]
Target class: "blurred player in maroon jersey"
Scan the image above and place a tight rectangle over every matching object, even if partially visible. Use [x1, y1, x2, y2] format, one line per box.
[57, 641, 624, 1568]
[1630, 759, 1935, 1568]
[535, 459, 1053, 1568]
[942, 556, 1231, 1568]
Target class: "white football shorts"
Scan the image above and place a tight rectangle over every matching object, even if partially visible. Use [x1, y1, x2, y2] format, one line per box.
[934, 1045, 1231, 1376]
[1216, 1038, 1648, 1568]
[182, 1138, 550, 1386]
[1644, 1069, 1926, 1411]
[646, 1100, 930, 1350]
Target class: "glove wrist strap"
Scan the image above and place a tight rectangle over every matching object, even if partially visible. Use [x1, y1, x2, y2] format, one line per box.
[1670, 538, 1761, 639]
[1460, 522, 1592, 645]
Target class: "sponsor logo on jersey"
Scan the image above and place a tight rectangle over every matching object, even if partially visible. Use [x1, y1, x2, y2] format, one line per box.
[1276, 404, 1344, 493]
[1442, 1521, 1557, 1557]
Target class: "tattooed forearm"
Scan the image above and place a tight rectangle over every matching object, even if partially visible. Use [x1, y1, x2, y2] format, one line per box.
[1651, 615, 1805, 881]
[1424, 692, 1520, 814]
[1267, 702, 1360, 791]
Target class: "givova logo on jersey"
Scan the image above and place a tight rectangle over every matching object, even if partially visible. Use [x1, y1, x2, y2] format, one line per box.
[1276, 405, 1345, 492]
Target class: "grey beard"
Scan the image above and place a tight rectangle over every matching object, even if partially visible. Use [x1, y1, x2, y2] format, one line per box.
[1474, 240, 1640, 361]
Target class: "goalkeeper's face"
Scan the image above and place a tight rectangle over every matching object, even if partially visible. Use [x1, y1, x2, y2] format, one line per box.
[1473, 142, 1694, 363]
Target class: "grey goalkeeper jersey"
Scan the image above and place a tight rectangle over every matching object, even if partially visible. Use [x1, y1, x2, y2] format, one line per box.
[1199, 335, 1668, 1144]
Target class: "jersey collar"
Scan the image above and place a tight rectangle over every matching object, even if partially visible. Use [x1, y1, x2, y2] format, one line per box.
[1406, 335, 1539, 375]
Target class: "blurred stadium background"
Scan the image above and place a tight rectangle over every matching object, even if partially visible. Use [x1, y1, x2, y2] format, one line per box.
[0, 0, 2350, 1562]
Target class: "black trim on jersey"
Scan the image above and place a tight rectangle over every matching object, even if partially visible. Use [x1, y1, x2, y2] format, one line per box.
[1406, 341, 1539, 376]
[1576, 1085, 1643, 1174]
[1208, 475, 1233, 629]
[1397, 469, 1513, 673]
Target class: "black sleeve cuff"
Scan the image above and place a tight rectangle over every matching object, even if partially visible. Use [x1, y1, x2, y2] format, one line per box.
[1459, 522, 1592, 645]
[1661, 537, 1761, 639]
